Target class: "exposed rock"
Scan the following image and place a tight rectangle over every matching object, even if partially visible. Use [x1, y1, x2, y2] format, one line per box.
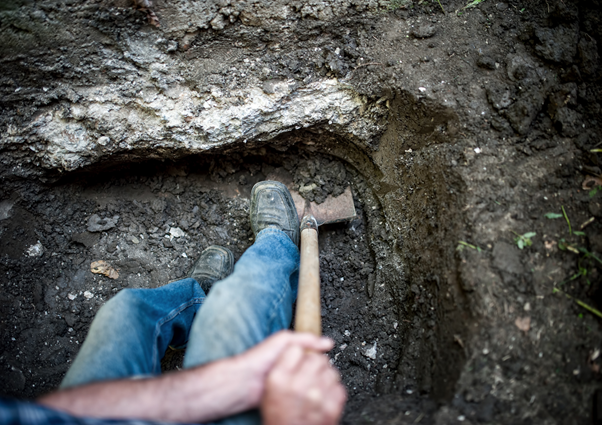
[2, 79, 385, 172]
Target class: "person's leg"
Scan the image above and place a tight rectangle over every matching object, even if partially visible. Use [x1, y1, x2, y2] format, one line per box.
[183, 228, 299, 368]
[60, 278, 204, 389]
[60, 246, 234, 389]
[183, 181, 301, 425]
[183, 228, 299, 425]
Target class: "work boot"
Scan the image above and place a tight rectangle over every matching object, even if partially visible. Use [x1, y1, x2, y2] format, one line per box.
[250, 180, 300, 246]
[187, 245, 234, 294]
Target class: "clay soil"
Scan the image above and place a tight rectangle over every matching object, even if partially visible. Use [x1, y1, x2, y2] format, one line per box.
[2, 0, 602, 424]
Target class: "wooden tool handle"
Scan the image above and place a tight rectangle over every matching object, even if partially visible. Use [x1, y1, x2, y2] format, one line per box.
[295, 226, 321, 336]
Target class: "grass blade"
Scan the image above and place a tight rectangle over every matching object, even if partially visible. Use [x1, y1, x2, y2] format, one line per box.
[561, 205, 572, 235]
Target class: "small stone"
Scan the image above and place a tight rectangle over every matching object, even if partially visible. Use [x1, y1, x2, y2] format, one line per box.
[68, 293, 77, 300]
[169, 227, 186, 238]
[97, 136, 110, 146]
[83, 291, 94, 299]
[477, 55, 496, 70]
[87, 214, 119, 233]
[362, 341, 377, 360]
[26, 241, 44, 257]
[344, 330, 351, 336]
[163, 238, 174, 248]
[131, 236, 140, 244]
[106, 240, 119, 253]
[0, 200, 14, 221]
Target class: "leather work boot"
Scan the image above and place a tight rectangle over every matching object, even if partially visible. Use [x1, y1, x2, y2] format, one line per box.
[250, 180, 300, 246]
[187, 245, 234, 294]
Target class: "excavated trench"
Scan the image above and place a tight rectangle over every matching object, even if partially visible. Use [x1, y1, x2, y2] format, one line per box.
[0, 91, 471, 420]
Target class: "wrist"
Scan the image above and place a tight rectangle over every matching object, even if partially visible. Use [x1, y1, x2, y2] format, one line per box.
[229, 354, 265, 409]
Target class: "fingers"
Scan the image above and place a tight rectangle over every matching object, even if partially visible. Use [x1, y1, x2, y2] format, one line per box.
[262, 345, 347, 425]
[273, 345, 305, 375]
[266, 330, 334, 353]
[244, 331, 334, 374]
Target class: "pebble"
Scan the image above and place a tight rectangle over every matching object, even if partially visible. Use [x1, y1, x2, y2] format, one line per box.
[169, 227, 186, 238]
[26, 241, 44, 257]
[362, 341, 377, 360]
[83, 291, 94, 299]
[68, 294, 77, 300]
[131, 236, 140, 244]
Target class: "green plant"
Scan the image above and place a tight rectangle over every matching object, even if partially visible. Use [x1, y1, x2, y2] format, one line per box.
[558, 238, 579, 254]
[544, 212, 563, 219]
[511, 231, 536, 249]
[558, 242, 602, 285]
[463, 0, 485, 9]
[436, 0, 445, 13]
[553, 288, 602, 320]
[590, 186, 601, 198]
[561, 205, 572, 235]
[456, 240, 482, 252]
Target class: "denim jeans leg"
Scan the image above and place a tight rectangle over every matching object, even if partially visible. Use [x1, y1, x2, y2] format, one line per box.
[60, 278, 205, 389]
[183, 228, 300, 425]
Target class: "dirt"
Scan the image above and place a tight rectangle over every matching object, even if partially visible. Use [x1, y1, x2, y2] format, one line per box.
[2, 0, 602, 424]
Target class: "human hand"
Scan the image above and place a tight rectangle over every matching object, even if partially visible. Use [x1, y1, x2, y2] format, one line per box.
[260, 344, 347, 425]
[233, 330, 335, 408]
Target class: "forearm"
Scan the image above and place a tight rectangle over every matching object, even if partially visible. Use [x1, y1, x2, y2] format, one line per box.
[39, 356, 261, 423]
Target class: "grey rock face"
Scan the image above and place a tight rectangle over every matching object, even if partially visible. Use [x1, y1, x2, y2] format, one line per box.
[0, 0, 392, 174]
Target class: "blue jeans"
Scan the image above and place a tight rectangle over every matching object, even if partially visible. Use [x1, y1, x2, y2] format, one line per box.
[60, 229, 300, 425]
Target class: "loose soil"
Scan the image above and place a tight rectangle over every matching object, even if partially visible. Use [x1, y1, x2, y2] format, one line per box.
[2, 0, 602, 424]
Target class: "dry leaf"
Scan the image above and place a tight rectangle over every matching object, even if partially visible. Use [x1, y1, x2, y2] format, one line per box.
[91, 260, 119, 279]
[582, 175, 602, 190]
[515, 316, 531, 333]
